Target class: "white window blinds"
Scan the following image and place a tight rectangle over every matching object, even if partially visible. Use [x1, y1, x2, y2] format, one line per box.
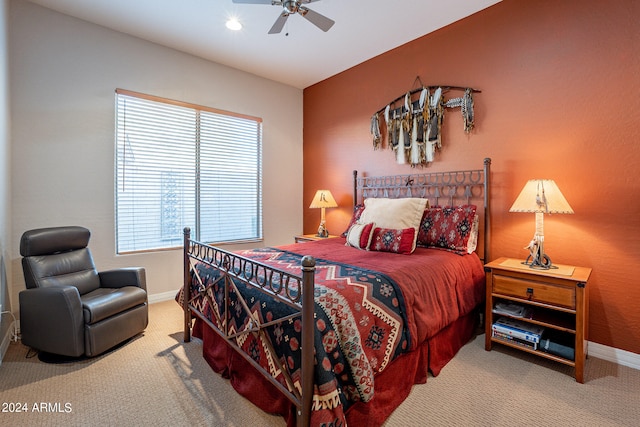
[115, 89, 263, 253]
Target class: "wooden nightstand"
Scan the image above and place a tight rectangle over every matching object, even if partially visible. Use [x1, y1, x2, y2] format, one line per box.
[484, 257, 591, 383]
[294, 234, 339, 243]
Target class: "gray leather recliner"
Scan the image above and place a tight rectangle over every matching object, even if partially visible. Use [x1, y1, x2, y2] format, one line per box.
[19, 226, 148, 358]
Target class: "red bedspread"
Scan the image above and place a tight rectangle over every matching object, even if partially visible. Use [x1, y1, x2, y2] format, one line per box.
[277, 238, 485, 349]
[181, 237, 485, 426]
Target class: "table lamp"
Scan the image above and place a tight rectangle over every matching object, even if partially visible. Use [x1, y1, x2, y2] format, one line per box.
[309, 190, 337, 238]
[509, 179, 573, 269]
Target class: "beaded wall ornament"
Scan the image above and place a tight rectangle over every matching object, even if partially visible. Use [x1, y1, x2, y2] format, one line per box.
[370, 78, 480, 166]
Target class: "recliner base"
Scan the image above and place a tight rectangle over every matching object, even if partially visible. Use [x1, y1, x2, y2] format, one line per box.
[84, 303, 148, 357]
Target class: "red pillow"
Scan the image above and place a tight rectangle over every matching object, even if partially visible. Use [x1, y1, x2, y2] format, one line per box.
[417, 205, 477, 254]
[341, 204, 365, 237]
[370, 227, 416, 254]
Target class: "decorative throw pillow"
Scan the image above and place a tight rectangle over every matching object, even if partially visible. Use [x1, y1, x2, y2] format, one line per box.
[345, 222, 375, 250]
[341, 204, 365, 237]
[358, 198, 429, 232]
[417, 204, 478, 254]
[370, 227, 416, 255]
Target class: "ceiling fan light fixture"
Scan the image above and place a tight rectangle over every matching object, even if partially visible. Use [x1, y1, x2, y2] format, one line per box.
[225, 17, 243, 31]
[232, 0, 334, 34]
[283, 1, 298, 14]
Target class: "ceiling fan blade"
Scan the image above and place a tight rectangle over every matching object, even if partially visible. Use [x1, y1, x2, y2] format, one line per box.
[232, 0, 275, 4]
[268, 12, 289, 34]
[300, 7, 335, 32]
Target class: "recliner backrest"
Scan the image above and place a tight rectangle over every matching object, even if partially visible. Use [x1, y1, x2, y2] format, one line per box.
[20, 226, 101, 295]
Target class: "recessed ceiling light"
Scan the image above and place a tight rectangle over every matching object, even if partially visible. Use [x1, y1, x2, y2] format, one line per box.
[226, 18, 242, 31]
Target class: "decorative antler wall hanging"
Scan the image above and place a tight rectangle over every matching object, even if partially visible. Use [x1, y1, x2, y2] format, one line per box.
[371, 76, 481, 167]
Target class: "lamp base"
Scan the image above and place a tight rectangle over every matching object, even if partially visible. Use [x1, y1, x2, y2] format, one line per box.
[316, 221, 329, 238]
[523, 234, 556, 270]
[523, 253, 557, 270]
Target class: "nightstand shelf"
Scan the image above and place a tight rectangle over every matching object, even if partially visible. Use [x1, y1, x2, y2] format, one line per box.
[493, 296, 576, 332]
[485, 257, 591, 383]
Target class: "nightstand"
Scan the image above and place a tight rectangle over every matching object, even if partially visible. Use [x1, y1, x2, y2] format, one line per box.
[294, 234, 339, 243]
[484, 257, 591, 383]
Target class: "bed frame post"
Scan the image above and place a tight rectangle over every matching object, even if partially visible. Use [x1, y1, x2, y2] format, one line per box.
[483, 158, 492, 263]
[353, 170, 358, 206]
[299, 255, 316, 427]
[183, 227, 192, 343]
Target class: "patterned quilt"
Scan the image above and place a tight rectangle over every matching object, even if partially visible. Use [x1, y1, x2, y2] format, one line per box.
[179, 247, 410, 425]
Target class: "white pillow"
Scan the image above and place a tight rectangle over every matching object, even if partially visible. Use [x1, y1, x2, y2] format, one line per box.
[358, 198, 428, 231]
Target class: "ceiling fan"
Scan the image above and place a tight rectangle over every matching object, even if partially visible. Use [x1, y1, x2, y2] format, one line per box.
[232, 0, 335, 34]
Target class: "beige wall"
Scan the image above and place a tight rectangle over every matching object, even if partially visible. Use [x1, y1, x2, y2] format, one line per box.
[1, 0, 11, 348]
[8, 0, 303, 307]
[303, 0, 640, 354]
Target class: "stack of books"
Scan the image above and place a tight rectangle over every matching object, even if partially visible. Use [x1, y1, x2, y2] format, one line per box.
[491, 317, 545, 350]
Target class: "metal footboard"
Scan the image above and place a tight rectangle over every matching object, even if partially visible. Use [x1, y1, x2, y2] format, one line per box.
[182, 227, 316, 426]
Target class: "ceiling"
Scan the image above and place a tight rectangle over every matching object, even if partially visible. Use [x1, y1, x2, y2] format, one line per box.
[27, 0, 501, 89]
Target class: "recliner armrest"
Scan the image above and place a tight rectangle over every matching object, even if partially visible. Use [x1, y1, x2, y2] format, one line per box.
[99, 267, 146, 291]
[19, 286, 85, 357]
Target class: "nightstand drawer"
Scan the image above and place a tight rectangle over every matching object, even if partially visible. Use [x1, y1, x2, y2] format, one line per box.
[493, 274, 575, 309]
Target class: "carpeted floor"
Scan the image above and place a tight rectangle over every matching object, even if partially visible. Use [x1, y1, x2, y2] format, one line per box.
[1, 300, 638, 426]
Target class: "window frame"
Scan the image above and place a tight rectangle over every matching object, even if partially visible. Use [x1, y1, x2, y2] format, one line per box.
[114, 88, 263, 254]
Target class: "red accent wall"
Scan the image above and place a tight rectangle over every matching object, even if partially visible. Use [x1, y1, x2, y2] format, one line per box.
[303, 0, 640, 354]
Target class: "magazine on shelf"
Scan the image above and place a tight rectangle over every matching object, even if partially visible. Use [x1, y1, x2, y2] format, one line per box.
[492, 317, 545, 343]
[493, 302, 532, 318]
[492, 330, 538, 350]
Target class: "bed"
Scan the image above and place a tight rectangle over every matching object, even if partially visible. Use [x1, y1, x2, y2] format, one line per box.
[177, 158, 491, 427]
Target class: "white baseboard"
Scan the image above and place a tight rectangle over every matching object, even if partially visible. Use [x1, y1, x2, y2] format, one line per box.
[148, 290, 179, 304]
[589, 341, 640, 371]
[0, 318, 16, 367]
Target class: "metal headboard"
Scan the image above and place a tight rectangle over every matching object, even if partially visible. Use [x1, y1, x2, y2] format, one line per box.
[353, 158, 491, 261]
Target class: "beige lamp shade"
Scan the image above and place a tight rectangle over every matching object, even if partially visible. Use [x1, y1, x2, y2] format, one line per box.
[509, 179, 574, 214]
[310, 190, 337, 238]
[309, 190, 338, 209]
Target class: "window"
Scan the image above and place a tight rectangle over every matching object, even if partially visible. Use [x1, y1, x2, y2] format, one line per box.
[115, 89, 262, 253]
